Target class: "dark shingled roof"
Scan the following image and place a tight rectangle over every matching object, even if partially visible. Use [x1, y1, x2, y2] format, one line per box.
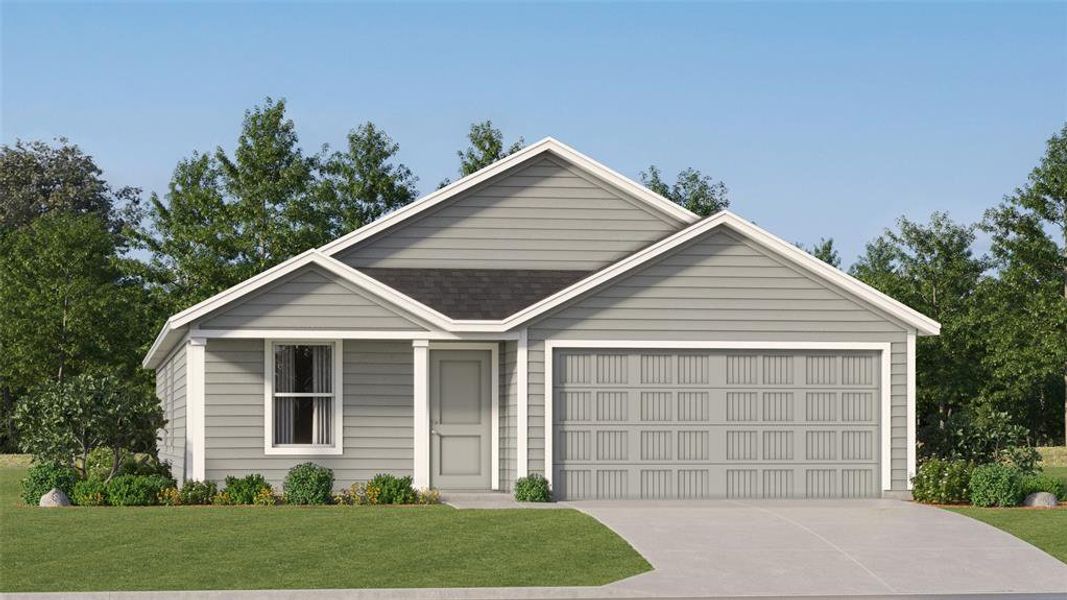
[357, 268, 595, 320]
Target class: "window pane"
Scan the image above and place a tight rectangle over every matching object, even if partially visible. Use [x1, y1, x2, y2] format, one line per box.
[275, 344, 332, 393]
[274, 396, 332, 446]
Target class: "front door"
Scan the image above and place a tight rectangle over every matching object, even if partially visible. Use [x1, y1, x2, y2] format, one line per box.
[430, 349, 492, 490]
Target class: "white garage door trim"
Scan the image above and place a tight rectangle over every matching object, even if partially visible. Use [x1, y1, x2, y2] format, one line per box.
[543, 340, 894, 492]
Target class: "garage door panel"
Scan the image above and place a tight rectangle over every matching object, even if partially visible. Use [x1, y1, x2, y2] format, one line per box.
[553, 349, 881, 499]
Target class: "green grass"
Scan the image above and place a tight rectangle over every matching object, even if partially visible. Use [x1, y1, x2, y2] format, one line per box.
[0, 463, 650, 592]
[1038, 446, 1067, 467]
[947, 507, 1067, 564]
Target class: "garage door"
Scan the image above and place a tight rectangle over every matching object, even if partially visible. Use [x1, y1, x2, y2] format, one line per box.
[552, 349, 881, 499]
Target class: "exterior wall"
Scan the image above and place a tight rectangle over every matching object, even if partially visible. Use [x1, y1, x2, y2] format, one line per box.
[500, 340, 518, 491]
[199, 266, 428, 331]
[203, 338, 414, 488]
[525, 228, 912, 491]
[156, 344, 187, 481]
[336, 156, 686, 271]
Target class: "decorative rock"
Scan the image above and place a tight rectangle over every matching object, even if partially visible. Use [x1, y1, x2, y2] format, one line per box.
[1023, 492, 1058, 508]
[38, 488, 71, 507]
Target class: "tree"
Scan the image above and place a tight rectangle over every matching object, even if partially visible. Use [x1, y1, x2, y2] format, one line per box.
[14, 372, 163, 480]
[318, 122, 419, 235]
[0, 213, 153, 390]
[980, 124, 1067, 444]
[0, 138, 141, 236]
[440, 120, 524, 187]
[808, 238, 841, 268]
[851, 213, 990, 458]
[641, 165, 729, 216]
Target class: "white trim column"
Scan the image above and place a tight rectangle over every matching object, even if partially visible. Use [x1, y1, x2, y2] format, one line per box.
[186, 337, 207, 482]
[906, 331, 917, 489]
[412, 340, 430, 490]
[517, 330, 529, 479]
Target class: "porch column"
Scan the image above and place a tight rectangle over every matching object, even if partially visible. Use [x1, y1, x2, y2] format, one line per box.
[412, 340, 430, 490]
[186, 336, 207, 482]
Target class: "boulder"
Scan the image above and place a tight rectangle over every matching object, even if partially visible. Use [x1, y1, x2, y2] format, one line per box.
[1023, 492, 1058, 508]
[38, 488, 71, 507]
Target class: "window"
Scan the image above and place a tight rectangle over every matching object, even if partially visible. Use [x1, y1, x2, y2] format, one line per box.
[266, 342, 342, 454]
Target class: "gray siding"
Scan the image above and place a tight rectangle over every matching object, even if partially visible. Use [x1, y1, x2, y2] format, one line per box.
[500, 340, 518, 491]
[203, 339, 414, 488]
[527, 228, 912, 491]
[199, 266, 428, 331]
[156, 344, 187, 481]
[337, 156, 686, 271]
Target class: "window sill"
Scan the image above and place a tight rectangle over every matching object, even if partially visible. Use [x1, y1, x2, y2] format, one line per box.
[263, 444, 344, 456]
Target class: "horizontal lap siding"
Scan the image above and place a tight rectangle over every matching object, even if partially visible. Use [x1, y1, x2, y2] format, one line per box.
[527, 229, 912, 491]
[204, 339, 414, 488]
[199, 267, 427, 331]
[500, 341, 518, 491]
[156, 345, 186, 481]
[337, 156, 685, 271]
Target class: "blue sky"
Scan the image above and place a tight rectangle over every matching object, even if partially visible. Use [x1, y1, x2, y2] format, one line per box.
[3, 2, 1064, 264]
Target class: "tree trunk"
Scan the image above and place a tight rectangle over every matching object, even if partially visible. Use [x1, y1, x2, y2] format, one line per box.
[1, 384, 13, 450]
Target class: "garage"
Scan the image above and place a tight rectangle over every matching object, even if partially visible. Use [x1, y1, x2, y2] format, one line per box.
[552, 348, 883, 500]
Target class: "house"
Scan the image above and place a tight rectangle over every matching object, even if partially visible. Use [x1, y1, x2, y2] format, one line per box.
[144, 138, 939, 500]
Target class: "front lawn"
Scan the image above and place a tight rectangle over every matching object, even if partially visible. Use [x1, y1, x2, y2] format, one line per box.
[947, 507, 1067, 564]
[0, 462, 650, 592]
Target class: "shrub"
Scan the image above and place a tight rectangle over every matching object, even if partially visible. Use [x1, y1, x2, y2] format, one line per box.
[1021, 472, 1066, 499]
[106, 474, 175, 506]
[283, 463, 334, 505]
[223, 474, 270, 505]
[253, 486, 279, 506]
[158, 486, 181, 506]
[367, 473, 416, 504]
[333, 489, 356, 505]
[998, 445, 1041, 474]
[969, 463, 1024, 507]
[179, 480, 217, 505]
[85, 448, 173, 481]
[20, 462, 78, 505]
[416, 488, 441, 505]
[211, 491, 235, 505]
[911, 458, 973, 504]
[71, 478, 108, 506]
[514, 473, 552, 502]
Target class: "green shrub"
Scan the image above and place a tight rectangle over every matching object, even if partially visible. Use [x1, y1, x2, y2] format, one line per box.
[158, 486, 181, 506]
[911, 458, 973, 504]
[85, 448, 173, 481]
[367, 473, 416, 504]
[253, 486, 279, 506]
[969, 463, 1024, 507]
[20, 462, 78, 505]
[1021, 472, 1066, 499]
[211, 491, 235, 505]
[71, 478, 108, 506]
[178, 480, 217, 505]
[416, 488, 441, 505]
[106, 475, 175, 506]
[223, 474, 270, 505]
[283, 463, 334, 505]
[514, 473, 552, 502]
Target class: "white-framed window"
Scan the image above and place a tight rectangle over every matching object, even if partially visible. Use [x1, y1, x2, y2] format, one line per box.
[264, 340, 343, 455]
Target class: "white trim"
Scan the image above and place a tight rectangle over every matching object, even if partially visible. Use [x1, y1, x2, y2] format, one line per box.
[427, 342, 501, 491]
[263, 340, 344, 456]
[517, 330, 529, 479]
[412, 340, 430, 489]
[906, 330, 917, 489]
[186, 337, 206, 481]
[543, 340, 895, 493]
[317, 137, 697, 257]
[193, 329, 521, 341]
[498, 212, 941, 336]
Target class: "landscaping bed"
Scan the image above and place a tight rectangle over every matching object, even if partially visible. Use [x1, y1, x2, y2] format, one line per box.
[0, 460, 650, 592]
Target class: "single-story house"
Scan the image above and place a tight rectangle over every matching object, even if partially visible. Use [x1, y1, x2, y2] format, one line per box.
[144, 138, 939, 500]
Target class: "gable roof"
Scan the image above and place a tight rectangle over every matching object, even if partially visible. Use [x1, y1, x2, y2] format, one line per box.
[316, 137, 700, 257]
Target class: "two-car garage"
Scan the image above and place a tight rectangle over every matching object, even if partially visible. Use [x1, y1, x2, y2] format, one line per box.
[551, 347, 885, 500]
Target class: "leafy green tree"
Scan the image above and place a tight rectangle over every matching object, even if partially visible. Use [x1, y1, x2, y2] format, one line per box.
[439, 120, 524, 187]
[14, 372, 163, 479]
[318, 122, 419, 235]
[641, 165, 729, 216]
[851, 213, 991, 458]
[980, 124, 1067, 443]
[808, 238, 841, 268]
[0, 138, 141, 236]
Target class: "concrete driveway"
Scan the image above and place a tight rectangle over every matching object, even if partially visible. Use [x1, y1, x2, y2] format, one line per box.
[567, 499, 1067, 597]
